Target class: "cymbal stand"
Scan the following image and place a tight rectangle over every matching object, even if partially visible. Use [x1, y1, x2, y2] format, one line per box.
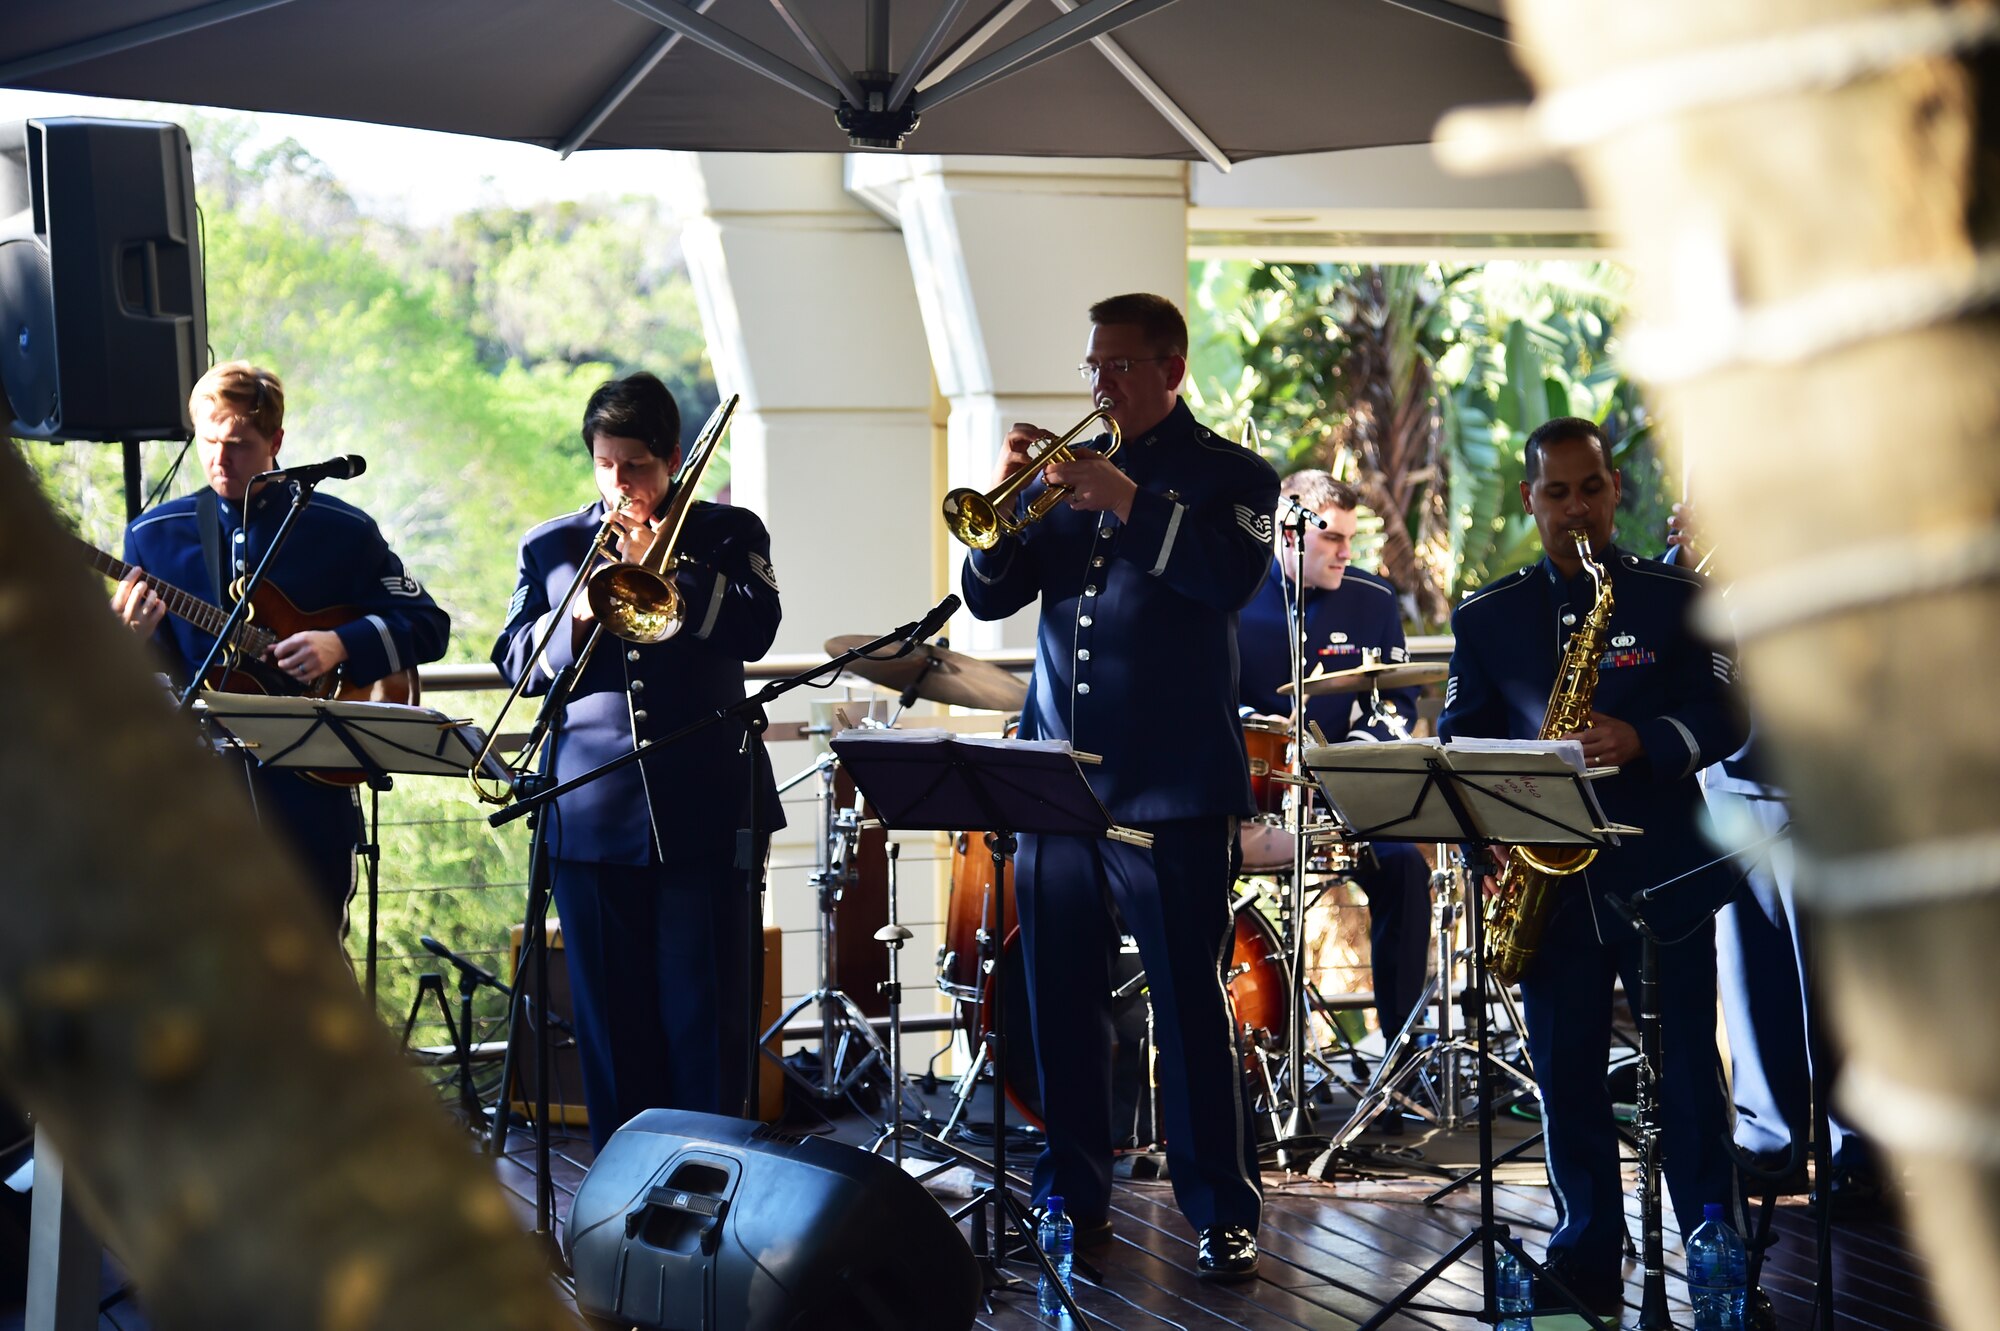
[760, 755, 898, 1115]
[1320, 853, 1537, 1158]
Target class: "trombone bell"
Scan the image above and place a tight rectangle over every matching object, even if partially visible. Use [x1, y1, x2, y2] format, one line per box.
[587, 565, 685, 644]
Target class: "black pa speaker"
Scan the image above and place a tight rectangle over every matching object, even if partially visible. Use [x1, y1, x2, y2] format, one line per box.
[0, 117, 206, 442]
[566, 1110, 979, 1331]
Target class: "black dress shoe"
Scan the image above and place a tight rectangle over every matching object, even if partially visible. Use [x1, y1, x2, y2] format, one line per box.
[1196, 1225, 1259, 1280]
[1536, 1251, 1623, 1319]
[1072, 1215, 1114, 1250]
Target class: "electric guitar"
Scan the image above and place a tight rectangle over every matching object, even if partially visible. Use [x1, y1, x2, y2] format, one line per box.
[76, 533, 419, 783]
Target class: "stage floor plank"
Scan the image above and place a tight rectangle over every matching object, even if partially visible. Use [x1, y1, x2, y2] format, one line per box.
[492, 1108, 1945, 1331]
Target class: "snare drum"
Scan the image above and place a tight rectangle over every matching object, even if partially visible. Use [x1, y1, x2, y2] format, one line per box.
[1242, 717, 1293, 818]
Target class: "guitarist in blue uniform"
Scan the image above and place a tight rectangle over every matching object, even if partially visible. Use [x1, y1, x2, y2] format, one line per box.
[1437, 417, 1751, 1319]
[1236, 471, 1431, 1064]
[962, 293, 1276, 1280]
[111, 361, 449, 931]
[492, 372, 783, 1147]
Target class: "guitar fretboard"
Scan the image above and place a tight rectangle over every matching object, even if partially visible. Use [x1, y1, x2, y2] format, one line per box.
[72, 533, 278, 657]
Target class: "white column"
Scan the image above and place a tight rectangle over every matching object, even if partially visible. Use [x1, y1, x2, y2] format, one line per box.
[666, 153, 942, 1045]
[864, 156, 1189, 650]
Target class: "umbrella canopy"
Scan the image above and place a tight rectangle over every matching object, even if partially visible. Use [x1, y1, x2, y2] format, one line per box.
[0, 0, 1522, 166]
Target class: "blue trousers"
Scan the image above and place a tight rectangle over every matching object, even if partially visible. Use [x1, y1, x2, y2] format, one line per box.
[1520, 886, 1736, 1278]
[1016, 818, 1262, 1233]
[1710, 788, 1860, 1165]
[551, 858, 755, 1151]
[1351, 842, 1431, 1034]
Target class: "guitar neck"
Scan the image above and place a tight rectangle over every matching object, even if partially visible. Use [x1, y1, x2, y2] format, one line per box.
[74, 534, 276, 657]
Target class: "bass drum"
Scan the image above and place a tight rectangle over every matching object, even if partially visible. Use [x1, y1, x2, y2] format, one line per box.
[987, 907, 1292, 1139]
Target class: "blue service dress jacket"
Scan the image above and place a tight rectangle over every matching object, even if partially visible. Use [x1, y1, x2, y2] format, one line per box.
[491, 499, 785, 867]
[122, 486, 451, 894]
[1237, 561, 1418, 740]
[960, 399, 1281, 822]
[1436, 546, 1747, 937]
[125, 487, 449, 690]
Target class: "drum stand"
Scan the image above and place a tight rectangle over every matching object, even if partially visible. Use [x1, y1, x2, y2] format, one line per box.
[761, 755, 900, 1116]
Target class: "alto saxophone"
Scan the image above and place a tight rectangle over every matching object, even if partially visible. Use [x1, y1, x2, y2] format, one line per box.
[1484, 530, 1616, 985]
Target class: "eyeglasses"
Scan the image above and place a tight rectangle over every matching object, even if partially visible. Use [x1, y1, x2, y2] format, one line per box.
[1077, 356, 1171, 381]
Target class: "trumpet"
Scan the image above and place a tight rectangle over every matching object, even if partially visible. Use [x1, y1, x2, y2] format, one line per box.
[942, 400, 1121, 549]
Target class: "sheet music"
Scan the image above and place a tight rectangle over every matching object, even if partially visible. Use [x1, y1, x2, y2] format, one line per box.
[1301, 737, 1619, 846]
[833, 727, 1075, 756]
[197, 690, 508, 780]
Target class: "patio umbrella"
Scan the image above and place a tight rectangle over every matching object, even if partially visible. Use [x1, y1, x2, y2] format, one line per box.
[0, 0, 1521, 167]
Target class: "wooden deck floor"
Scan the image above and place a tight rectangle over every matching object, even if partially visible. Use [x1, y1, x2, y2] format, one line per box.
[492, 1090, 1944, 1331]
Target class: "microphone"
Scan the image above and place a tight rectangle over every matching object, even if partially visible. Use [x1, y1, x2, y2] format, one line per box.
[252, 454, 367, 487]
[1282, 494, 1328, 530]
[897, 593, 961, 655]
[899, 637, 945, 710]
[420, 935, 505, 991]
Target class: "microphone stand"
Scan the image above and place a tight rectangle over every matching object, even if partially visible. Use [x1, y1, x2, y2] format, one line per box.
[494, 604, 957, 1126]
[1274, 495, 1324, 1163]
[177, 478, 321, 712]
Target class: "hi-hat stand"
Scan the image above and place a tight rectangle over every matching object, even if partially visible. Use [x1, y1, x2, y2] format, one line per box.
[762, 753, 901, 1115]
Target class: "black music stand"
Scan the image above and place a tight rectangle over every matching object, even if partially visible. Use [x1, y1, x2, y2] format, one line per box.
[830, 729, 1147, 1330]
[1300, 738, 1626, 1331]
[198, 692, 510, 1003]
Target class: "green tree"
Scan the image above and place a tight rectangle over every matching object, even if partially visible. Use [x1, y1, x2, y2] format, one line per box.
[1190, 259, 1670, 628]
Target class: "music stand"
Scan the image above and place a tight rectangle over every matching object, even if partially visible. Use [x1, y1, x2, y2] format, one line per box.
[1300, 737, 1627, 1331]
[830, 729, 1150, 1330]
[198, 691, 511, 1003]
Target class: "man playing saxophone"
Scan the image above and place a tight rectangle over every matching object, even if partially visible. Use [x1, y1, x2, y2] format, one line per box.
[1438, 418, 1749, 1319]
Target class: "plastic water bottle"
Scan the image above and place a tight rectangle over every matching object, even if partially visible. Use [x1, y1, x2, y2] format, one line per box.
[1037, 1195, 1075, 1317]
[1686, 1203, 1748, 1331]
[1494, 1244, 1533, 1330]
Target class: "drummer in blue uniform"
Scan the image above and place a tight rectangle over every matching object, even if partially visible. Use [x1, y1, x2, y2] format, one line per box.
[1236, 470, 1432, 1060]
[961, 293, 1276, 1280]
[1437, 417, 1751, 1319]
[113, 361, 449, 932]
[492, 372, 783, 1148]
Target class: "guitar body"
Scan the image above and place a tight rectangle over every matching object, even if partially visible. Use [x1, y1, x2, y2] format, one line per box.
[203, 581, 421, 707]
[74, 534, 421, 788]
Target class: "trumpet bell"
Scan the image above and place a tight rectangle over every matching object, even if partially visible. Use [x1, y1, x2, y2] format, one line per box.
[588, 565, 686, 643]
[941, 488, 1002, 550]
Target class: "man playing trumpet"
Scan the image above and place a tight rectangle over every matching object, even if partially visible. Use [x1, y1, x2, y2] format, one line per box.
[961, 293, 1278, 1279]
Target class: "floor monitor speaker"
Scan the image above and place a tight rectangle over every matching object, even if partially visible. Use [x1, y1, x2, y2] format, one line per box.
[567, 1110, 978, 1331]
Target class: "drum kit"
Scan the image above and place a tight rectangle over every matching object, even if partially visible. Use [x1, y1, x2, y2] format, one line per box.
[773, 628, 1528, 1165]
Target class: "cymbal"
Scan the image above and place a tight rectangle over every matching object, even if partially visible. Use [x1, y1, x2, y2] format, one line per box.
[825, 635, 1028, 714]
[1278, 659, 1448, 698]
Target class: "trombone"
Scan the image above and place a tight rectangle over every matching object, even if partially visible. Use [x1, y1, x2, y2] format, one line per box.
[941, 399, 1120, 549]
[468, 394, 738, 804]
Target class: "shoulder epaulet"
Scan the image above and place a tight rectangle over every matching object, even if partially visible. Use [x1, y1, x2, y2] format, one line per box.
[1344, 568, 1400, 599]
[1619, 553, 1703, 589]
[525, 505, 597, 543]
[1459, 565, 1536, 607]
